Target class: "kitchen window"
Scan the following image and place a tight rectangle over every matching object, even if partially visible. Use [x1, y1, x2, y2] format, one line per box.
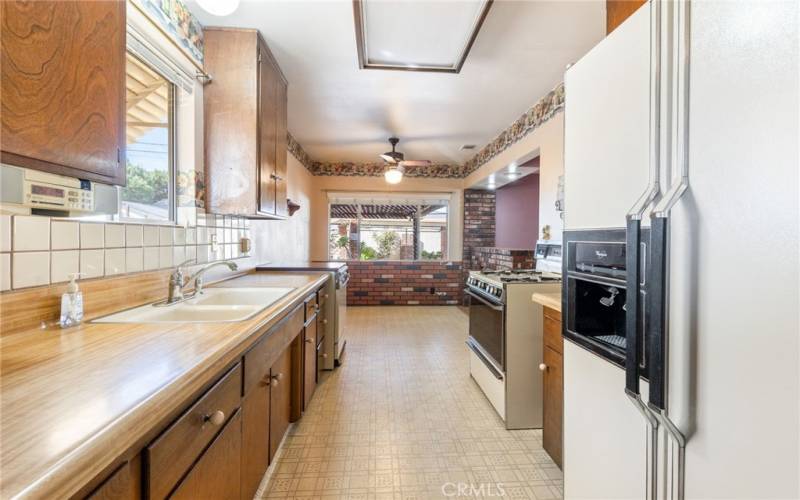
[327, 194, 450, 261]
[121, 52, 176, 221]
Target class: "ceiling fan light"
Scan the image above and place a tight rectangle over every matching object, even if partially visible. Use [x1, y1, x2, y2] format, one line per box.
[384, 167, 403, 184]
[196, 0, 240, 16]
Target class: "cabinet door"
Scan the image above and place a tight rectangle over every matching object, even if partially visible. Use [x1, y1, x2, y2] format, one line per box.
[241, 378, 270, 500]
[86, 457, 140, 500]
[542, 346, 563, 468]
[1, 1, 125, 185]
[269, 347, 292, 462]
[257, 40, 278, 216]
[273, 78, 288, 217]
[171, 409, 242, 500]
[303, 322, 317, 410]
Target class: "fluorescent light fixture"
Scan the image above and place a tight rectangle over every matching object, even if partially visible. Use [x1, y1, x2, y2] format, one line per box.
[384, 167, 404, 184]
[196, 0, 239, 16]
[508, 163, 518, 173]
[353, 0, 493, 74]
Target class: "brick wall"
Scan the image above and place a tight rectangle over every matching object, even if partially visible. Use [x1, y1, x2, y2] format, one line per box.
[470, 247, 535, 270]
[347, 261, 463, 306]
[462, 190, 496, 272]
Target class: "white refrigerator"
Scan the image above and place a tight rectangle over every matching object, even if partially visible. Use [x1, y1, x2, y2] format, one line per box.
[562, 1, 799, 499]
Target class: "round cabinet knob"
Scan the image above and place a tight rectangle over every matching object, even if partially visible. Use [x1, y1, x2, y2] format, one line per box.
[539, 363, 547, 372]
[306, 338, 313, 344]
[322, 353, 328, 359]
[271, 373, 284, 386]
[324, 294, 329, 299]
[322, 319, 328, 325]
[205, 410, 225, 426]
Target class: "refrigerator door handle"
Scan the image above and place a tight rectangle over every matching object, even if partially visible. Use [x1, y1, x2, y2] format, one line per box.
[623, 2, 664, 499]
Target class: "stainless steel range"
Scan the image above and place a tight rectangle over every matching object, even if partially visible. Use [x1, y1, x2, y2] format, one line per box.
[465, 243, 562, 429]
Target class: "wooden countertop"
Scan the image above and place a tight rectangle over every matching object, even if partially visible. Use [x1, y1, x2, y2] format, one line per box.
[532, 292, 562, 313]
[0, 271, 329, 500]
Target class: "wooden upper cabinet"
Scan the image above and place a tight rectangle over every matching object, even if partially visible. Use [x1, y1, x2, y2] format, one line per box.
[273, 79, 288, 218]
[606, 0, 647, 34]
[258, 39, 279, 215]
[0, 0, 126, 185]
[204, 28, 289, 218]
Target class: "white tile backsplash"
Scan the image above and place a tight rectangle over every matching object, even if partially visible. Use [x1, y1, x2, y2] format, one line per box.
[159, 226, 173, 246]
[104, 248, 125, 275]
[159, 246, 172, 269]
[174, 227, 186, 245]
[2, 214, 250, 291]
[172, 246, 186, 266]
[197, 245, 209, 264]
[80, 223, 104, 249]
[197, 226, 208, 244]
[143, 225, 159, 246]
[125, 225, 143, 247]
[0, 254, 10, 291]
[104, 224, 125, 248]
[13, 215, 50, 251]
[13, 252, 50, 288]
[80, 249, 104, 278]
[1, 215, 12, 252]
[125, 247, 144, 273]
[51, 221, 80, 250]
[143, 247, 159, 271]
[51, 250, 80, 283]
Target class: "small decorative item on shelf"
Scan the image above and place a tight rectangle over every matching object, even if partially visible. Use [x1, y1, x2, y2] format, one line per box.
[542, 224, 551, 240]
[287, 199, 301, 216]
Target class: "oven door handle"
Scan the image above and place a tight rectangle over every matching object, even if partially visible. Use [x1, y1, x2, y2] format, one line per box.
[464, 288, 504, 311]
[466, 338, 503, 380]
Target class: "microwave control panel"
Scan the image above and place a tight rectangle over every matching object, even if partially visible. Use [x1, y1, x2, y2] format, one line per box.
[22, 170, 94, 212]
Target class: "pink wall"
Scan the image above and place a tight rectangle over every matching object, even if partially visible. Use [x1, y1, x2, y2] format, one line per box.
[495, 172, 540, 249]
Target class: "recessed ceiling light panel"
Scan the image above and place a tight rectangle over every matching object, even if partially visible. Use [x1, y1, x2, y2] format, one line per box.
[353, 0, 493, 73]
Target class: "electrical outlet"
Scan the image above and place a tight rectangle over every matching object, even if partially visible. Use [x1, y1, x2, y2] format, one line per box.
[210, 233, 219, 252]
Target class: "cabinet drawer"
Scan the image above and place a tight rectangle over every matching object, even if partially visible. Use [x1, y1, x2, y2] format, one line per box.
[317, 310, 327, 347]
[317, 287, 330, 308]
[543, 313, 563, 355]
[146, 363, 242, 500]
[304, 292, 317, 322]
[243, 304, 303, 394]
[170, 409, 242, 500]
[305, 313, 318, 349]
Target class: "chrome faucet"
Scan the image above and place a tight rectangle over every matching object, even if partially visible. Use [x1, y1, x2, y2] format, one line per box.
[165, 259, 239, 305]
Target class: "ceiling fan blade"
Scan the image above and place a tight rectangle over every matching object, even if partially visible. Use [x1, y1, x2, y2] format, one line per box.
[399, 160, 431, 167]
[380, 154, 397, 164]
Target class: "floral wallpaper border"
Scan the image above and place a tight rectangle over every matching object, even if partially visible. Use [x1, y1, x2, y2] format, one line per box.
[462, 82, 564, 175]
[131, 0, 204, 66]
[287, 82, 565, 179]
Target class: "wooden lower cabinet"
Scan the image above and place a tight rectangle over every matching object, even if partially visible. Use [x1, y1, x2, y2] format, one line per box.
[303, 319, 317, 410]
[241, 375, 271, 500]
[542, 345, 563, 468]
[85, 457, 140, 500]
[79, 293, 326, 500]
[171, 410, 242, 500]
[269, 347, 292, 462]
[542, 306, 564, 469]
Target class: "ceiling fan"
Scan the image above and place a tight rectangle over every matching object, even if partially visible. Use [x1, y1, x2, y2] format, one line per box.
[380, 137, 430, 184]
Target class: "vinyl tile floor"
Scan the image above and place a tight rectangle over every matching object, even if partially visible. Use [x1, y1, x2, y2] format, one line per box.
[258, 306, 563, 500]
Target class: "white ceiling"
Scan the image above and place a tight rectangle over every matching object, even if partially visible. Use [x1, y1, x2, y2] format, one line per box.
[189, 0, 605, 164]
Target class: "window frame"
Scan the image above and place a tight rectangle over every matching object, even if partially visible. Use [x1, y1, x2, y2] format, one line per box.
[327, 198, 450, 262]
[117, 51, 178, 224]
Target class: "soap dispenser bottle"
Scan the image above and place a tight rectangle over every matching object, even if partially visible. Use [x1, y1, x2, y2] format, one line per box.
[60, 273, 84, 328]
